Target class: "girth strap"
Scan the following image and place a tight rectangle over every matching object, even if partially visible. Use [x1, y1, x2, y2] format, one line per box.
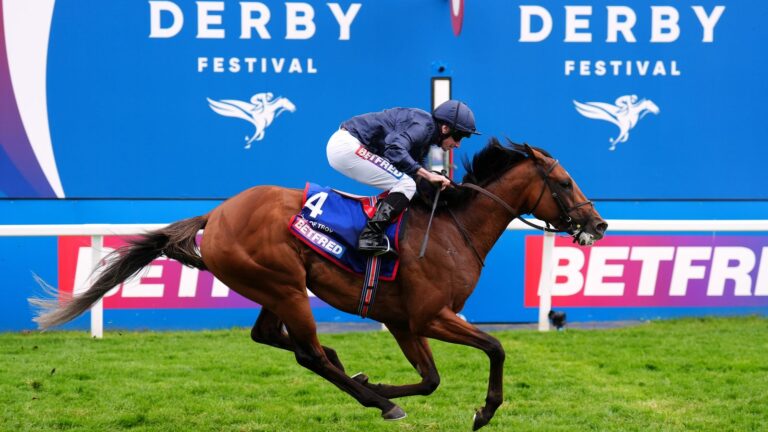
[357, 255, 383, 318]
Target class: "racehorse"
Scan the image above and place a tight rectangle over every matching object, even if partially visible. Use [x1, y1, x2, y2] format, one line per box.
[31, 139, 607, 430]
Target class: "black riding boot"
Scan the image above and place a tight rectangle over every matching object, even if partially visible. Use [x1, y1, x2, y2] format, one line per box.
[358, 192, 409, 255]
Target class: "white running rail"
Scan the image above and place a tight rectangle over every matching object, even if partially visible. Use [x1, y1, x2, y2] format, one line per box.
[3, 220, 768, 336]
[1, 224, 166, 338]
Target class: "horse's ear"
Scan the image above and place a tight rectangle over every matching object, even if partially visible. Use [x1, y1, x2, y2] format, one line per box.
[504, 136, 516, 148]
[505, 137, 528, 157]
[523, 143, 537, 160]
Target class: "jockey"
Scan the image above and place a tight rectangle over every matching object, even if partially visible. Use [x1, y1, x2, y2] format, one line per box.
[326, 100, 480, 255]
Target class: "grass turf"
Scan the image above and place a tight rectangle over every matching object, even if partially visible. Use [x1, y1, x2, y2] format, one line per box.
[1, 316, 766, 431]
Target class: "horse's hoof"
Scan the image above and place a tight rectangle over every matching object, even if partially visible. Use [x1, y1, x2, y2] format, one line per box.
[351, 372, 369, 385]
[382, 405, 407, 421]
[472, 410, 490, 431]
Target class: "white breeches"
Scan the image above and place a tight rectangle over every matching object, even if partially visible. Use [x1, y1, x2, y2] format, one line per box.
[326, 129, 417, 199]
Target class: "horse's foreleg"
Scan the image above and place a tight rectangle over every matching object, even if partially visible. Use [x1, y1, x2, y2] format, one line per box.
[421, 308, 505, 431]
[250, 307, 345, 371]
[276, 297, 406, 421]
[352, 326, 440, 399]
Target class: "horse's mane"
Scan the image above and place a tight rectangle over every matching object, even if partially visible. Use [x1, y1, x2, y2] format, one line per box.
[414, 137, 552, 210]
[462, 137, 551, 186]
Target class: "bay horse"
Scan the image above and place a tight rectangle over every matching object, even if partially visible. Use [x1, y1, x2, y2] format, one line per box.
[31, 139, 607, 430]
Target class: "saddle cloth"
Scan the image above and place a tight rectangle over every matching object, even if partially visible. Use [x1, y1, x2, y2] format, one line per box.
[288, 183, 405, 281]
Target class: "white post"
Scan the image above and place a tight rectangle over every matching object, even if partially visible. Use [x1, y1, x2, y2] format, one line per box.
[537, 231, 556, 331]
[90, 235, 104, 338]
[430, 77, 452, 174]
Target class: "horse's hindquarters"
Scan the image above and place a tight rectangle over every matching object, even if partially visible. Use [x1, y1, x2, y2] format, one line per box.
[200, 186, 307, 309]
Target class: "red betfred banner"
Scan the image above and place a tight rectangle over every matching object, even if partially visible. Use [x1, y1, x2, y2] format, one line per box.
[58, 236, 260, 309]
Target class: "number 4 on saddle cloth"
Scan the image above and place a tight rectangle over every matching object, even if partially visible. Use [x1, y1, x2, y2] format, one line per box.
[288, 183, 407, 316]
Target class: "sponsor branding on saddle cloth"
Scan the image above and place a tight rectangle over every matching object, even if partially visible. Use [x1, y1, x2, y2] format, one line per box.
[288, 183, 405, 281]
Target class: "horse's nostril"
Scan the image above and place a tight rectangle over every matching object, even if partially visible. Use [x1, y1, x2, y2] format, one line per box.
[595, 221, 608, 235]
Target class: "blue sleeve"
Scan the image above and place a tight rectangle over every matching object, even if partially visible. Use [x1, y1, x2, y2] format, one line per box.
[382, 123, 431, 176]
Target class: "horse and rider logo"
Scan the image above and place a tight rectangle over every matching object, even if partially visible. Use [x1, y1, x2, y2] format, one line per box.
[207, 92, 296, 149]
[574, 95, 659, 151]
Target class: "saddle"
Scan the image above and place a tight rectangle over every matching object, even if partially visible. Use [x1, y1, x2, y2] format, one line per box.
[289, 183, 407, 317]
[288, 183, 406, 278]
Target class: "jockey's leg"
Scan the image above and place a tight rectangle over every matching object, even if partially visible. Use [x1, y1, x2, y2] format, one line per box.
[326, 129, 417, 254]
[358, 191, 409, 254]
[326, 129, 410, 192]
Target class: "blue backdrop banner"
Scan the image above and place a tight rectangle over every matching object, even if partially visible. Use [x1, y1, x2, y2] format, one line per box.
[1, 1, 766, 330]
[2, 1, 765, 199]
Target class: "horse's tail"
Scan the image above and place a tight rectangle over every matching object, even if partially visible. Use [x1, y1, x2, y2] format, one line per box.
[30, 215, 209, 330]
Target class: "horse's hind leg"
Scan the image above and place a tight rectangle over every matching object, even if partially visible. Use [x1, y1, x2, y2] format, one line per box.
[353, 326, 440, 399]
[256, 311, 439, 399]
[250, 307, 345, 371]
[275, 296, 406, 420]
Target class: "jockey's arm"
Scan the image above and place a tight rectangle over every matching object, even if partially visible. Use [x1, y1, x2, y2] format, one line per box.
[382, 122, 435, 178]
[416, 168, 451, 190]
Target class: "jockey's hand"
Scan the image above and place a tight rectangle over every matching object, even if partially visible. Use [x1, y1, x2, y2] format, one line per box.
[417, 168, 451, 191]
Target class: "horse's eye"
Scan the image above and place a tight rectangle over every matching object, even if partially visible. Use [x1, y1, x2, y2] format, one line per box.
[560, 180, 572, 189]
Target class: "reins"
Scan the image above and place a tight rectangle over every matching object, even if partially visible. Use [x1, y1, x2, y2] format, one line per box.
[417, 183, 486, 267]
[462, 158, 592, 233]
[459, 183, 518, 217]
[418, 157, 593, 266]
[446, 208, 486, 267]
[460, 180, 560, 233]
[454, 181, 558, 267]
[418, 185, 441, 258]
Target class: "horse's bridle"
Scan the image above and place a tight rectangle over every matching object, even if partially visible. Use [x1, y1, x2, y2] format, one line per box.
[525, 159, 593, 232]
[458, 158, 592, 234]
[426, 158, 593, 267]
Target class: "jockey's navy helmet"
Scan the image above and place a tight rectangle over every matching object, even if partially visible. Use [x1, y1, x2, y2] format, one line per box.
[433, 100, 481, 135]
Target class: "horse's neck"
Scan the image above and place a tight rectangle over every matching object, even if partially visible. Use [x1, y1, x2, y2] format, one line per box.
[632, 101, 650, 115]
[455, 164, 535, 257]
